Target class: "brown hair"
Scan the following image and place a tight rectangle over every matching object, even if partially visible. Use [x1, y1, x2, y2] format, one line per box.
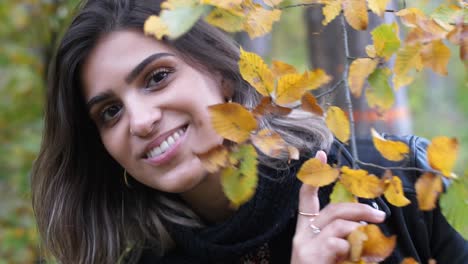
[31, 0, 333, 263]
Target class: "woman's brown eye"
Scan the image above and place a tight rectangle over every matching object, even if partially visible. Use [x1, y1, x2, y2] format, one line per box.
[146, 69, 172, 88]
[101, 105, 122, 122]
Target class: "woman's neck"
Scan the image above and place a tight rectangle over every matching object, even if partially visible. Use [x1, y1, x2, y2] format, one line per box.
[180, 172, 236, 224]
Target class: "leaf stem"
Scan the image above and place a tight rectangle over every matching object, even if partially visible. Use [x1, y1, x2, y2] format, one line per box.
[340, 14, 359, 168]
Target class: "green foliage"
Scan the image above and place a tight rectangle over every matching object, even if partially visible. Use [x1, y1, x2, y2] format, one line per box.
[0, 0, 77, 262]
[440, 172, 468, 239]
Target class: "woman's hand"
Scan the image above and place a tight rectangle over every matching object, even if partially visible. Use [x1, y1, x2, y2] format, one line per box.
[291, 151, 386, 264]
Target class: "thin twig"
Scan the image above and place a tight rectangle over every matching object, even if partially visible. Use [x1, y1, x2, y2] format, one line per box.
[279, 3, 400, 14]
[316, 80, 344, 99]
[340, 14, 358, 168]
[356, 160, 441, 175]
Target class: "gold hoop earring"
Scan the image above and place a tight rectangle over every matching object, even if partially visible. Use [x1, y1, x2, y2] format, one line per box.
[123, 169, 131, 188]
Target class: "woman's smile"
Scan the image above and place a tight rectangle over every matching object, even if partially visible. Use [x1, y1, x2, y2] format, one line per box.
[82, 30, 226, 193]
[143, 124, 188, 166]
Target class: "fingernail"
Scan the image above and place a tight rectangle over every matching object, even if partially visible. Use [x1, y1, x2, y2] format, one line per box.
[374, 210, 386, 219]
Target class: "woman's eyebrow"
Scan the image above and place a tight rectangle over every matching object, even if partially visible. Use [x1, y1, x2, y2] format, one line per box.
[124, 52, 175, 84]
[86, 91, 114, 111]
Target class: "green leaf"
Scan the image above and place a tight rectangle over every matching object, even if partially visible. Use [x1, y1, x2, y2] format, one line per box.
[366, 67, 395, 112]
[330, 181, 356, 203]
[430, 4, 464, 30]
[160, 4, 211, 39]
[371, 23, 401, 61]
[221, 144, 258, 207]
[440, 172, 468, 239]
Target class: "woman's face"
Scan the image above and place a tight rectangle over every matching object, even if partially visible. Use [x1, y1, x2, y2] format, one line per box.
[82, 30, 225, 193]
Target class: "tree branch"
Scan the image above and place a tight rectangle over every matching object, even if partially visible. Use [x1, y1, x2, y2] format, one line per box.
[316, 80, 344, 99]
[340, 14, 359, 168]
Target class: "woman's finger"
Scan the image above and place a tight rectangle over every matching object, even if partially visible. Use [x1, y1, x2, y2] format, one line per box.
[312, 202, 386, 230]
[295, 150, 327, 233]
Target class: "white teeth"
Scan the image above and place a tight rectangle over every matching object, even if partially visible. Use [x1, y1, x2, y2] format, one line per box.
[167, 136, 175, 145]
[160, 141, 169, 151]
[146, 128, 186, 158]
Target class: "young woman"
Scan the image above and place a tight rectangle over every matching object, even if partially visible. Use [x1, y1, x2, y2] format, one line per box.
[31, 0, 467, 263]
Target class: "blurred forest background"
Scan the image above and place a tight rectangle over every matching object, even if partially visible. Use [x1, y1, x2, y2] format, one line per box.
[0, 0, 466, 263]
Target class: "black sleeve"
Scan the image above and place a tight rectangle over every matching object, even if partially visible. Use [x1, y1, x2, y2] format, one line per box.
[412, 136, 468, 263]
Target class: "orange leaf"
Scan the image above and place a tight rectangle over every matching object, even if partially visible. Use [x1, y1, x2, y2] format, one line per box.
[360, 224, 396, 262]
[416, 172, 443, 211]
[326, 106, 350, 143]
[347, 227, 368, 261]
[297, 158, 340, 187]
[342, 0, 368, 30]
[427, 136, 459, 178]
[396, 8, 427, 28]
[208, 103, 257, 143]
[340, 166, 384, 199]
[371, 128, 409, 161]
[382, 170, 411, 207]
[239, 47, 275, 96]
[272, 60, 297, 77]
[401, 257, 419, 264]
[447, 23, 468, 61]
[252, 96, 292, 117]
[301, 93, 324, 116]
[251, 129, 289, 159]
[348, 58, 379, 98]
[368, 0, 391, 17]
[322, 0, 342, 26]
[420, 40, 451, 76]
[197, 145, 231, 173]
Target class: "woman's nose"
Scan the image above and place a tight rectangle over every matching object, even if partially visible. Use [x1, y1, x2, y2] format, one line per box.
[127, 102, 161, 138]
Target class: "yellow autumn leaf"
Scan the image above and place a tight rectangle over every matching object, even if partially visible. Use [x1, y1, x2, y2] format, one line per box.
[427, 136, 459, 178]
[371, 128, 409, 161]
[347, 226, 368, 262]
[144, 15, 170, 39]
[252, 96, 292, 117]
[368, 0, 391, 17]
[288, 146, 300, 161]
[275, 69, 331, 105]
[447, 23, 468, 62]
[325, 106, 350, 143]
[382, 171, 411, 207]
[204, 8, 245, 33]
[366, 45, 377, 58]
[297, 158, 340, 187]
[239, 48, 275, 96]
[251, 129, 289, 158]
[208, 102, 257, 143]
[416, 172, 443, 211]
[340, 166, 384, 199]
[301, 93, 324, 116]
[272, 60, 297, 77]
[244, 6, 281, 38]
[264, 0, 284, 7]
[393, 44, 423, 90]
[366, 67, 395, 112]
[221, 144, 258, 207]
[200, 0, 243, 13]
[342, 0, 368, 30]
[420, 40, 451, 76]
[371, 23, 401, 61]
[396, 8, 427, 28]
[322, 0, 342, 26]
[197, 145, 231, 173]
[348, 58, 379, 98]
[360, 224, 396, 261]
